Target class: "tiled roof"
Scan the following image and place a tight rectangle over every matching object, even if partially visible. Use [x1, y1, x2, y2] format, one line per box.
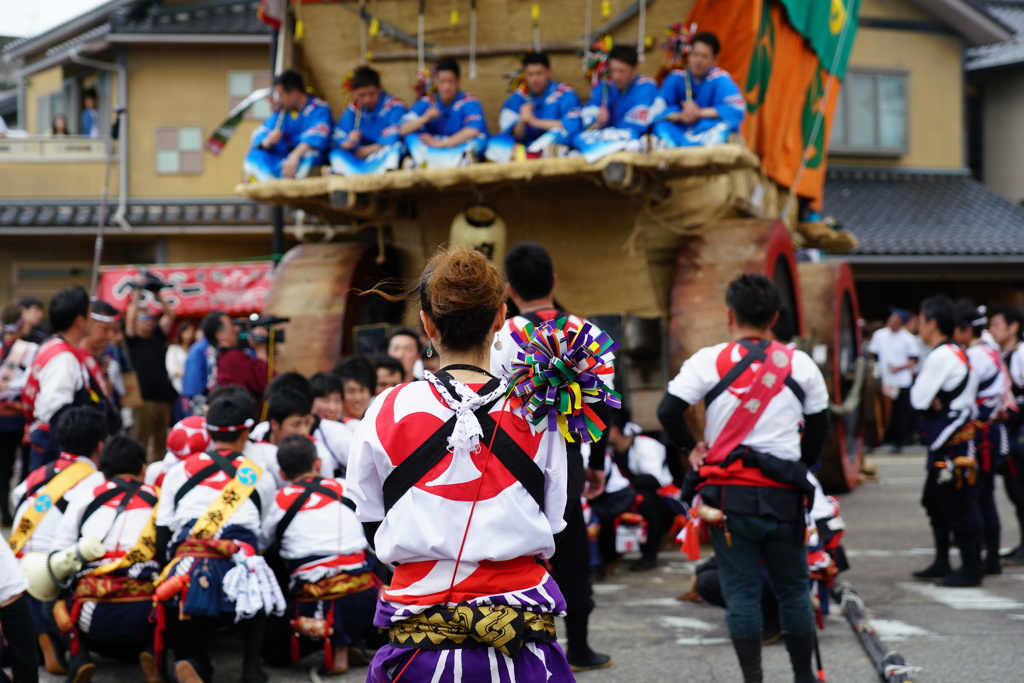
[112, 0, 265, 36]
[967, 1, 1024, 71]
[824, 169, 1024, 256]
[0, 199, 293, 229]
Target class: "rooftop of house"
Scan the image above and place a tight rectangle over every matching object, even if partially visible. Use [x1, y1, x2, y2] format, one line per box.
[825, 168, 1024, 258]
[967, 1, 1024, 72]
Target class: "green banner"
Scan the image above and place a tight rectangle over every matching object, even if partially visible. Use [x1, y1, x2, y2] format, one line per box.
[778, 0, 861, 77]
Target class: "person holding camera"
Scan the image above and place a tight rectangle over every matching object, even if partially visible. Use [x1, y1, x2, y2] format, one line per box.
[200, 311, 270, 400]
[125, 275, 177, 462]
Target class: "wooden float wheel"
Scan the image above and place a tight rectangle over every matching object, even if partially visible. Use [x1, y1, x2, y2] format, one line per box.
[798, 261, 864, 492]
[264, 241, 403, 377]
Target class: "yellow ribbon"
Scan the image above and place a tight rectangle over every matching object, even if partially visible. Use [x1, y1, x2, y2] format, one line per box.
[189, 457, 264, 541]
[9, 462, 94, 555]
[89, 503, 159, 577]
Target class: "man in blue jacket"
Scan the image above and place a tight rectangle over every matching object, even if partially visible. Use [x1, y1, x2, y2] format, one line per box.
[574, 45, 657, 162]
[652, 32, 746, 148]
[244, 70, 333, 182]
[486, 52, 582, 162]
[329, 66, 407, 175]
[399, 59, 487, 169]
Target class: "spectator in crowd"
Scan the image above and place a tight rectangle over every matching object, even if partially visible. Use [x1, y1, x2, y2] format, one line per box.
[374, 355, 404, 396]
[50, 114, 70, 136]
[332, 356, 374, 422]
[0, 113, 7, 138]
[0, 304, 38, 526]
[181, 320, 211, 414]
[81, 91, 99, 138]
[80, 299, 123, 420]
[201, 310, 269, 400]
[125, 285, 177, 461]
[386, 327, 423, 382]
[166, 321, 196, 422]
[309, 371, 344, 423]
[868, 307, 920, 453]
[18, 296, 47, 344]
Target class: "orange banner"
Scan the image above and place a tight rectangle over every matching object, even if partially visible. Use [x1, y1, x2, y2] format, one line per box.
[687, 0, 846, 207]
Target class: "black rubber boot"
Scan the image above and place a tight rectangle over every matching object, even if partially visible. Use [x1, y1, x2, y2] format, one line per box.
[730, 633, 763, 683]
[240, 612, 269, 683]
[913, 523, 952, 579]
[65, 646, 94, 683]
[939, 531, 983, 587]
[783, 631, 817, 683]
[984, 526, 1003, 575]
[564, 611, 612, 672]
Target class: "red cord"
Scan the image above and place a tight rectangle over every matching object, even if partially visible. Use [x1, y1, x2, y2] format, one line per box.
[392, 398, 510, 682]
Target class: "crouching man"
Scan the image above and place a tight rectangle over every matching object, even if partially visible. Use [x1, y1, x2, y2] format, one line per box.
[262, 435, 377, 674]
[52, 435, 162, 683]
[154, 391, 283, 683]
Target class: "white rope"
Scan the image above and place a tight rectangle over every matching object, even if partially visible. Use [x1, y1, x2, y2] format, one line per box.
[583, 0, 593, 64]
[636, 0, 645, 63]
[359, 0, 368, 63]
[468, 2, 478, 79]
[417, 6, 426, 72]
[422, 371, 507, 457]
[779, 6, 855, 220]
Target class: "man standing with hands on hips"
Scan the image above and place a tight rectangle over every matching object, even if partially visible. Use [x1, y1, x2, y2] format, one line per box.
[658, 274, 830, 683]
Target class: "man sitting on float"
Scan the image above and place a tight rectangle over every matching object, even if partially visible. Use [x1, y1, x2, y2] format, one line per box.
[329, 66, 407, 176]
[243, 70, 333, 182]
[574, 45, 658, 163]
[652, 32, 745, 148]
[399, 58, 488, 169]
[485, 52, 582, 162]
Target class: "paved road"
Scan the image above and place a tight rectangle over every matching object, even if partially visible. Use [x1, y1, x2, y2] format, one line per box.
[25, 448, 1024, 681]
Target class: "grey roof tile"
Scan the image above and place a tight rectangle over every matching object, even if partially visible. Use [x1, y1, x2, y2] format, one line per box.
[968, 1, 1024, 71]
[824, 169, 1024, 255]
[0, 199, 297, 229]
[115, 1, 265, 35]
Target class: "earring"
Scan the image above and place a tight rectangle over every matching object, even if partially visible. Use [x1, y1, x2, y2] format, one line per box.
[426, 343, 434, 358]
[493, 338, 503, 351]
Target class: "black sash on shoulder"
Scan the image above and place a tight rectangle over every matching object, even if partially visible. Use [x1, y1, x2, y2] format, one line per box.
[173, 450, 262, 516]
[80, 478, 157, 539]
[704, 338, 805, 408]
[274, 477, 347, 549]
[381, 374, 545, 515]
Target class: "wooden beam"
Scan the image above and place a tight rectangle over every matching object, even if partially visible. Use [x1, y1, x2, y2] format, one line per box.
[372, 41, 582, 62]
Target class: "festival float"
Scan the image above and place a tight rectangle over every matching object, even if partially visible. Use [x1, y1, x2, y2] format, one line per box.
[232, 0, 866, 490]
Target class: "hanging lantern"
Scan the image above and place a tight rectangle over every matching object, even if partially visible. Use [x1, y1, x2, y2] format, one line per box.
[449, 205, 507, 264]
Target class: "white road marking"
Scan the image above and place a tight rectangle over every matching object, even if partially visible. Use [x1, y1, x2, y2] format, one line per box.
[675, 637, 730, 646]
[899, 582, 1024, 610]
[879, 477, 925, 486]
[870, 619, 935, 641]
[653, 615, 716, 631]
[624, 598, 688, 608]
[1008, 614, 1024, 620]
[592, 583, 625, 594]
[846, 548, 938, 558]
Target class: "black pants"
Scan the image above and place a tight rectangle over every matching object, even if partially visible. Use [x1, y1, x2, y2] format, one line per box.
[549, 456, 594, 654]
[999, 448, 1024, 547]
[0, 594, 38, 683]
[885, 387, 914, 448]
[0, 431, 20, 523]
[168, 610, 266, 683]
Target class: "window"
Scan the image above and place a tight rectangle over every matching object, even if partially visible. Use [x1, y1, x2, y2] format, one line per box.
[156, 126, 203, 174]
[36, 91, 62, 135]
[228, 71, 273, 121]
[830, 70, 908, 156]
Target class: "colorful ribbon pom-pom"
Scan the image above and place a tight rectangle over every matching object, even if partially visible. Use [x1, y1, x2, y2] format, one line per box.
[504, 317, 621, 444]
[413, 68, 436, 99]
[585, 35, 614, 89]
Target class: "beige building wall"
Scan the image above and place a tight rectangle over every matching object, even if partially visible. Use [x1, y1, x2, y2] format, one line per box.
[980, 71, 1024, 205]
[126, 45, 269, 198]
[832, 0, 965, 170]
[24, 66, 64, 135]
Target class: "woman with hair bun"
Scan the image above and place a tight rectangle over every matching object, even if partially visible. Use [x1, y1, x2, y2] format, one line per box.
[348, 246, 574, 681]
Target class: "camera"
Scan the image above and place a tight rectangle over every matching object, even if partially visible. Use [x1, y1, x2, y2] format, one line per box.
[236, 313, 290, 345]
[127, 269, 173, 293]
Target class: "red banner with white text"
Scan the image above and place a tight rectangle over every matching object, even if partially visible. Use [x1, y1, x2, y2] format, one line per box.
[97, 263, 273, 317]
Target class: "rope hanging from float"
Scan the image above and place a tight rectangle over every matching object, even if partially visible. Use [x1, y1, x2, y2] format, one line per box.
[469, 0, 478, 78]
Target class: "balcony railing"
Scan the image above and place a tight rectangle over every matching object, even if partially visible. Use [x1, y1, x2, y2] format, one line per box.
[0, 135, 114, 162]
